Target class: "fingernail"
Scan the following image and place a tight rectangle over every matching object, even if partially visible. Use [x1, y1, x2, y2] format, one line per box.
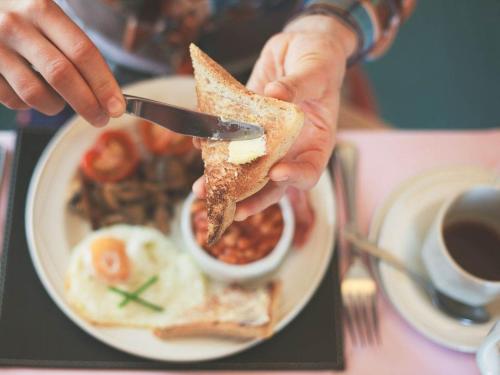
[107, 96, 124, 117]
[192, 179, 203, 195]
[272, 174, 289, 182]
[265, 81, 294, 102]
[94, 112, 109, 127]
[234, 211, 247, 222]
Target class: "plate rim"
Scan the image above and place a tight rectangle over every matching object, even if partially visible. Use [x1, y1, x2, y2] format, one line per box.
[24, 76, 337, 362]
[368, 165, 497, 353]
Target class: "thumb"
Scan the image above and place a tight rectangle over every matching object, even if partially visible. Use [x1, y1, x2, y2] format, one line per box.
[264, 54, 328, 103]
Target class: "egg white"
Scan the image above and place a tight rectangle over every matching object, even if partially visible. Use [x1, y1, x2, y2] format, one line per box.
[65, 225, 207, 328]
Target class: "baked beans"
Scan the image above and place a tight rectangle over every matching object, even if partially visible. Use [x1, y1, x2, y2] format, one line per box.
[191, 199, 284, 264]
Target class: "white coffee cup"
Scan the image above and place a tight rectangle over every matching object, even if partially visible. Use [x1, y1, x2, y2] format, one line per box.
[477, 320, 500, 375]
[422, 186, 500, 306]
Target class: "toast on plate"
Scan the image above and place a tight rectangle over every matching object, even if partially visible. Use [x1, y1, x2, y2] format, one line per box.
[154, 281, 281, 339]
[190, 44, 304, 245]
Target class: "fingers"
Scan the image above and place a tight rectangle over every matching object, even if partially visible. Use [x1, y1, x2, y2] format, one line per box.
[235, 132, 331, 219]
[246, 58, 264, 93]
[0, 1, 123, 126]
[234, 182, 287, 221]
[263, 34, 344, 104]
[246, 54, 276, 95]
[193, 162, 322, 221]
[264, 61, 326, 104]
[193, 176, 286, 221]
[269, 133, 332, 191]
[269, 159, 322, 191]
[26, 0, 124, 117]
[192, 137, 202, 149]
[192, 176, 206, 198]
[0, 75, 29, 110]
[0, 11, 108, 126]
[287, 188, 315, 247]
[247, 33, 290, 94]
[0, 45, 64, 114]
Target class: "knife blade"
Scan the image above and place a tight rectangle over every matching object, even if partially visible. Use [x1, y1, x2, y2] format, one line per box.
[123, 94, 264, 141]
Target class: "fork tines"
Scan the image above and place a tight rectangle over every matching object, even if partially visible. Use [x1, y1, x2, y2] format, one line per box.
[342, 263, 380, 347]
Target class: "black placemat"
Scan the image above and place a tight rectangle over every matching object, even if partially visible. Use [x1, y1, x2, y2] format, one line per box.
[0, 127, 344, 370]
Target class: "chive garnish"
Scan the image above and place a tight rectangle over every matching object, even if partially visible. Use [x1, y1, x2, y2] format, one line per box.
[119, 275, 159, 307]
[108, 287, 164, 312]
[108, 275, 163, 312]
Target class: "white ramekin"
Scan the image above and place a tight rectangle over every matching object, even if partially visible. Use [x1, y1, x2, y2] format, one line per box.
[181, 193, 295, 283]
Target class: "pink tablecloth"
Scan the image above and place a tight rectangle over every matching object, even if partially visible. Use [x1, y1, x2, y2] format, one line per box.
[0, 129, 499, 375]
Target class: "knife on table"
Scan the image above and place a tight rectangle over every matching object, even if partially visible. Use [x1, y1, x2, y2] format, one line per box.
[123, 94, 263, 141]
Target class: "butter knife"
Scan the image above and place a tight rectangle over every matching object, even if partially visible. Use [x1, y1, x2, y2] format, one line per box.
[123, 94, 263, 141]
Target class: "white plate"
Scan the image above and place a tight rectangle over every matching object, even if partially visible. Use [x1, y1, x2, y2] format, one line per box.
[25, 76, 336, 362]
[369, 166, 499, 352]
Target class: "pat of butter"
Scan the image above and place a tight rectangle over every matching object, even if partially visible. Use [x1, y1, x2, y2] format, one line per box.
[227, 135, 267, 164]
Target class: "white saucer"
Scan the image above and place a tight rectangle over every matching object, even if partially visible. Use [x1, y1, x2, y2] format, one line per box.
[369, 166, 499, 353]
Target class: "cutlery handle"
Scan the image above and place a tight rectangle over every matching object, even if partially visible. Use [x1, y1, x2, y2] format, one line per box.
[335, 142, 359, 228]
[343, 230, 433, 290]
[333, 142, 362, 265]
[0, 145, 6, 189]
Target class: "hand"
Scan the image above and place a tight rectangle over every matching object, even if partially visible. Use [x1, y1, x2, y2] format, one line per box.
[288, 188, 315, 247]
[0, 0, 124, 126]
[235, 14, 356, 220]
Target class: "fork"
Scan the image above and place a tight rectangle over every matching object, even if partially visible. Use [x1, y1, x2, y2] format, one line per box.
[0, 144, 6, 192]
[334, 142, 379, 346]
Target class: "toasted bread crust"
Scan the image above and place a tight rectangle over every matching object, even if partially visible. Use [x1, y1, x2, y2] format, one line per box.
[154, 282, 281, 339]
[190, 44, 304, 244]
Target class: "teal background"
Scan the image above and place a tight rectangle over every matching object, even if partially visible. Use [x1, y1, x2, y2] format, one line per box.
[0, 107, 15, 130]
[0, 0, 499, 130]
[365, 0, 500, 129]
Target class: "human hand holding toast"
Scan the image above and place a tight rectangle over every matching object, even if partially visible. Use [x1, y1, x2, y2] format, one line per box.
[238, 14, 357, 220]
[192, 15, 356, 243]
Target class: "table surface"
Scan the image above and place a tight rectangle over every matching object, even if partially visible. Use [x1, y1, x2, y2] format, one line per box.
[0, 128, 499, 375]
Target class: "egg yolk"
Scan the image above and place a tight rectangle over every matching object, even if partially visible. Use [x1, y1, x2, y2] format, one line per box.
[91, 237, 130, 283]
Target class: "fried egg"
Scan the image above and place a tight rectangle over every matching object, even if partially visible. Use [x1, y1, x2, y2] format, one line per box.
[65, 225, 207, 328]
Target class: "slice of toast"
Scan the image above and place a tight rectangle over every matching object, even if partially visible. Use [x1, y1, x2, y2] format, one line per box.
[154, 282, 281, 339]
[190, 44, 304, 244]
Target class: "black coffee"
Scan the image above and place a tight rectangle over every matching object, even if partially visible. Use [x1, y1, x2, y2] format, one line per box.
[443, 220, 500, 281]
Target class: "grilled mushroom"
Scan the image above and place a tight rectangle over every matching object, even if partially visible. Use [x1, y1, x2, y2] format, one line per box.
[153, 204, 170, 234]
[67, 141, 203, 235]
